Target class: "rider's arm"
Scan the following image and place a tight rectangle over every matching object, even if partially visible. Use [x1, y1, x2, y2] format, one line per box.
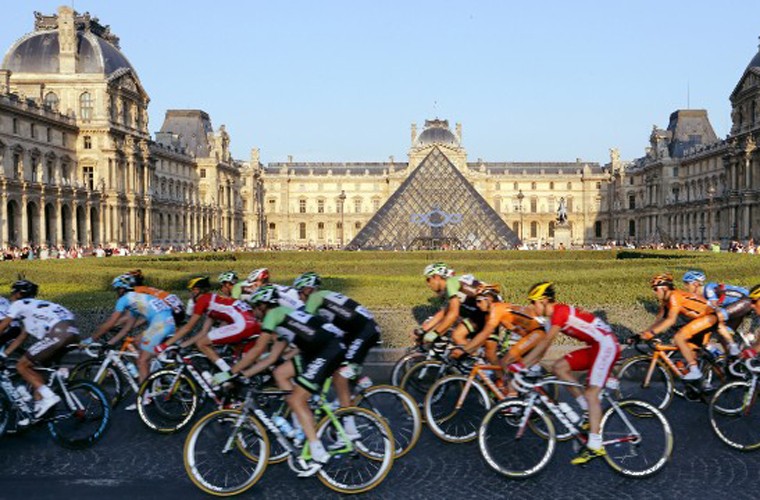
[421, 309, 446, 331]
[648, 302, 680, 336]
[164, 313, 203, 347]
[92, 311, 124, 341]
[241, 338, 289, 378]
[107, 314, 138, 346]
[520, 324, 559, 368]
[231, 331, 272, 373]
[431, 296, 461, 336]
[461, 312, 501, 355]
[3, 330, 27, 356]
[180, 316, 214, 348]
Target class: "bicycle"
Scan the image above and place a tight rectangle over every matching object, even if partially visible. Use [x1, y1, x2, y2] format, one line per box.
[478, 371, 673, 478]
[183, 378, 395, 496]
[616, 335, 727, 410]
[390, 332, 450, 386]
[709, 357, 760, 450]
[0, 358, 111, 449]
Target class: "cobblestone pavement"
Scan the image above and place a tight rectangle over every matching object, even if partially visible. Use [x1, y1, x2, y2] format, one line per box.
[1, 386, 759, 499]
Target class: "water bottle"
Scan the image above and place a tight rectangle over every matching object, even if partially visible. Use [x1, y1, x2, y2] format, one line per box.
[707, 344, 722, 358]
[126, 362, 139, 379]
[558, 402, 581, 424]
[201, 371, 214, 386]
[273, 415, 296, 438]
[16, 385, 32, 403]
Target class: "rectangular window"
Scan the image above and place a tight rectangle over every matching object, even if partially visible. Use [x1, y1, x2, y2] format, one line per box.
[267, 199, 276, 213]
[318, 222, 325, 239]
[299, 222, 307, 239]
[628, 220, 636, 237]
[12, 118, 18, 134]
[30, 123, 36, 139]
[595, 221, 602, 238]
[200, 169, 206, 178]
[530, 198, 537, 213]
[318, 199, 325, 213]
[567, 197, 573, 213]
[628, 195, 635, 210]
[83, 166, 94, 190]
[13, 153, 20, 179]
[31, 159, 38, 182]
[46, 127, 51, 142]
[373, 199, 380, 211]
[299, 199, 307, 213]
[672, 167, 679, 177]
[47, 160, 54, 184]
[354, 199, 362, 213]
[83, 135, 92, 149]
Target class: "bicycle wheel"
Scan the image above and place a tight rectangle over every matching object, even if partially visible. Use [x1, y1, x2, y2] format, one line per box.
[316, 406, 394, 494]
[601, 399, 673, 477]
[184, 409, 270, 496]
[390, 351, 426, 386]
[356, 384, 422, 458]
[673, 354, 726, 399]
[478, 399, 555, 478]
[48, 381, 111, 449]
[709, 381, 760, 450]
[137, 369, 199, 433]
[616, 355, 674, 410]
[70, 359, 126, 408]
[399, 360, 455, 414]
[424, 375, 491, 443]
[0, 391, 11, 437]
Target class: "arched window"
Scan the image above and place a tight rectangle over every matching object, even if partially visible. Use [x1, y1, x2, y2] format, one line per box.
[44, 92, 59, 110]
[79, 92, 93, 120]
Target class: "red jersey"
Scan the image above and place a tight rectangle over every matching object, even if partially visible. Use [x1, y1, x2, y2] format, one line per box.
[193, 293, 255, 324]
[550, 304, 615, 345]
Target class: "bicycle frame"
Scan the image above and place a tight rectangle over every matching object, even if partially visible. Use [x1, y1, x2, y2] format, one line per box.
[454, 363, 507, 410]
[163, 351, 226, 407]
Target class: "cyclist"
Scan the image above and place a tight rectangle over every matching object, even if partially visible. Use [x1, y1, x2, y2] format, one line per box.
[232, 267, 303, 309]
[682, 270, 750, 357]
[515, 282, 620, 465]
[91, 275, 176, 386]
[0, 280, 80, 418]
[739, 285, 760, 359]
[420, 263, 488, 351]
[159, 273, 261, 386]
[127, 269, 186, 326]
[293, 271, 380, 413]
[0, 294, 23, 350]
[640, 273, 718, 381]
[457, 286, 546, 370]
[243, 285, 346, 474]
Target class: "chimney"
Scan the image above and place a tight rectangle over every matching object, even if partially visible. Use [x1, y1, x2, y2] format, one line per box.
[411, 123, 417, 145]
[58, 6, 78, 74]
[456, 122, 462, 142]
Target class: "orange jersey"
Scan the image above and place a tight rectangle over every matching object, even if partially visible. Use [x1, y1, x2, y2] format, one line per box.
[485, 302, 545, 337]
[134, 285, 184, 314]
[660, 289, 713, 320]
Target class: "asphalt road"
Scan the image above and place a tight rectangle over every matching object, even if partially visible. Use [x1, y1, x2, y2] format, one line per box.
[1, 374, 760, 500]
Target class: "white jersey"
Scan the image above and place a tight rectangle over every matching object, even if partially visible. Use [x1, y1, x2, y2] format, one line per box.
[0, 297, 10, 319]
[7, 298, 76, 340]
[275, 285, 304, 309]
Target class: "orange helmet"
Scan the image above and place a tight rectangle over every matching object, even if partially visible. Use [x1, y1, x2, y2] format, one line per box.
[650, 273, 674, 288]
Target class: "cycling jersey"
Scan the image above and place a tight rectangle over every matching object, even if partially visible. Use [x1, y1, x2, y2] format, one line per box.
[7, 299, 76, 340]
[304, 290, 374, 331]
[703, 283, 749, 306]
[261, 306, 344, 351]
[193, 293, 260, 345]
[134, 285, 186, 325]
[660, 290, 713, 321]
[550, 304, 615, 345]
[116, 292, 172, 323]
[484, 302, 546, 360]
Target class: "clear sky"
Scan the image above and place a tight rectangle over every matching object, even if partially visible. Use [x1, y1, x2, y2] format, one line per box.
[2, 1, 759, 165]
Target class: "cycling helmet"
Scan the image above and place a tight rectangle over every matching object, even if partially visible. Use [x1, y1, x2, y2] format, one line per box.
[749, 284, 760, 301]
[682, 270, 706, 284]
[650, 273, 674, 288]
[187, 276, 211, 290]
[128, 269, 144, 286]
[476, 284, 501, 300]
[111, 275, 134, 291]
[424, 262, 453, 278]
[293, 272, 322, 291]
[248, 285, 279, 305]
[246, 268, 270, 285]
[527, 282, 556, 302]
[11, 279, 38, 298]
[217, 271, 239, 284]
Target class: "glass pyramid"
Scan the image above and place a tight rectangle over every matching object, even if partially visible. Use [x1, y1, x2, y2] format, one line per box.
[349, 147, 521, 250]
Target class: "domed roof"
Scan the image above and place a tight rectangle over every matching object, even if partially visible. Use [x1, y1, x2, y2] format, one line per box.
[415, 119, 460, 147]
[749, 48, 760, 70]
[2, 30, 134, 76]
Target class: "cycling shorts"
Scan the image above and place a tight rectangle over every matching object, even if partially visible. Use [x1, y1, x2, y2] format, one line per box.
[343, 320, 381, 365]
[208, 317, 260, 346]
[674, 315, 718, 347]
[721, 298, 752, 331]
[294, 338, 346, 394]
[563, 335, 620, 388]
[507, 329, 545, 361]
[139, 313, 176, 352]
[25, 321, 79, 365]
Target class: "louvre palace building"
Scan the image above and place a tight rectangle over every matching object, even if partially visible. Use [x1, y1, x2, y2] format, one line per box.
[1, 6, 759, 251]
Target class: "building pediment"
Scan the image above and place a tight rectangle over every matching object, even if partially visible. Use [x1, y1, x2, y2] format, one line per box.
[107, 68, 148, 100]
[730, 67, 760, 101]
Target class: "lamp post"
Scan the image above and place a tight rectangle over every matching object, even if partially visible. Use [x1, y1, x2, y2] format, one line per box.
[516, 190, 525, 243]
[338, 190, 346, 249]
[699, 225, 705, 244]
[706, 184, 716, 245]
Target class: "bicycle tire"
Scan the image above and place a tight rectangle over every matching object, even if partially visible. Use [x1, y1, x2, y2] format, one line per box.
[615, 355, 674, 410]
[601, 399, 673, 477]
[424, 375, 492, 443]
[390, 351, 426, 387]
[48, 381, 111, 449]
[709, 380, 760, 450]
[70, 358, 126, 408]
[356, 384, 422, 458]
[399, 360, 457, 416]
[137, 369, 199, 433]
[316, 406, 395, 494]
[184, 409, 270, 496]
[478, 399, 555, 478]
[0, 391, 11, 437]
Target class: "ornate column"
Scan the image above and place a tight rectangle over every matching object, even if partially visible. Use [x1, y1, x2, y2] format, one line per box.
[85, 200, 92, 246]
[0, 183, 7, 246]
[39, 194, 47, 246]
[20, 192, 28, 246]
[55, 199, 63, 246]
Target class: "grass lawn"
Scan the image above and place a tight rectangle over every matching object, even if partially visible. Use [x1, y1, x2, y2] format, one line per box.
[3, 250, 759, 347]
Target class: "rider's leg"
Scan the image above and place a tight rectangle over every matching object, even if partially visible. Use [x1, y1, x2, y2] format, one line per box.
[16, 356, 44, 393]
[450, 322, 469, 347]
[674, 316, 715, 379]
